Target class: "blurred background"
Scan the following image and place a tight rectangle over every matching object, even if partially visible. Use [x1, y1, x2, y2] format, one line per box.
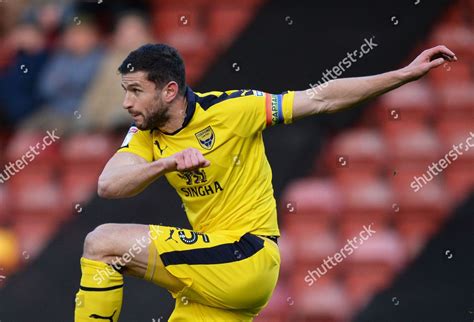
[0, 0, 472, 321]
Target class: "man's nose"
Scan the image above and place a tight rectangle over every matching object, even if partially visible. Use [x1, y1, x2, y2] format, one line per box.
[123, 92, 133, 109]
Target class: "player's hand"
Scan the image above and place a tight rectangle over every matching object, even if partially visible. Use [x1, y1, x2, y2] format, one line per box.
[162, 148, 211, 172]
[403, 45, 457, 81]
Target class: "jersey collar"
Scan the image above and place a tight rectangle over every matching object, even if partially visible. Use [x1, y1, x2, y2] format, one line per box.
[157, 85, 196, 136]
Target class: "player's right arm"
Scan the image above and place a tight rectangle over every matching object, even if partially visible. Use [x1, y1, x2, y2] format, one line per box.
[98, 127, 210, 199]
[97, 152, 171, 199]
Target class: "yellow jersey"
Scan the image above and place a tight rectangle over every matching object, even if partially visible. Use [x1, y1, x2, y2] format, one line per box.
[118, 87, 294, 236]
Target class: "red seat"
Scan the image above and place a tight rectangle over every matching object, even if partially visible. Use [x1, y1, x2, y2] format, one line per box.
[393, 181, 450, 220]
[13, 214, 59, 262]
[291, 230, 338, 268]
[0, 185, 10, 224]
[207, 5, 254, 50]
[343, 230, 405, 309]
[153, 5, 205, 36]
[325, 128, 386, 184]
[5, 131, 60, 167]
[429, 25, 474, 59]
[444, 164, 474, 202]
[436, 83, 474, 120]
[10, 179, 63, 218]
[385, 123, 441, 168]
[289, 281, 350, 322]
[60, 167, 99, 214]
[281, 179, 341, 232]
[338, 179, 393, 229]
[378, 80, 436, 123]
[428, 61, 471, 89]
[61, 133, 115, 169]
[395, 216, 441, 259]
[277, 232, 296, 279]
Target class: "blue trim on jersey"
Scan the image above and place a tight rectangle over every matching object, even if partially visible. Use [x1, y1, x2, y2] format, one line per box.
[277, 94, 283, 124]
[161, 86, 196, 136]
[196, 90, 254, 111]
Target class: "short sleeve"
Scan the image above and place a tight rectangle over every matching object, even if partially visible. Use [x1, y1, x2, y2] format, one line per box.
[222, 90, 295, 136]
[262, 90, 294, 128]
[117, 125, 154, 162]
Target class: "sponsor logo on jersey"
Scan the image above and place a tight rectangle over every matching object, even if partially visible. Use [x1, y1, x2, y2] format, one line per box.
[180, 181, 224, 197]
[195, 126, 215, 150]
[252, 90, 264, 96]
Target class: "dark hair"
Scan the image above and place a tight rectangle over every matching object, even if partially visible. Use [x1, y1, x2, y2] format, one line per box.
[118, 43, 186, 95]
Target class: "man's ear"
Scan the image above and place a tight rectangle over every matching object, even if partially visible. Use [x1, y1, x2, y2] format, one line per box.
[162, 81, 179, 103]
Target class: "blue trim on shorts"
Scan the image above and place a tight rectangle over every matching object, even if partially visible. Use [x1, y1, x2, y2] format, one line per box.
[160, 233, 264, 266]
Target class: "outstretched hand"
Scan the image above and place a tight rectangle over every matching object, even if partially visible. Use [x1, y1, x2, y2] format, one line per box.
[404, 45, 457, 81]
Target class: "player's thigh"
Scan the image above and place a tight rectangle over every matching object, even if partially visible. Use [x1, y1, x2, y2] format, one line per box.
[85, 223, 185, 292]
[169, 299, 253, 322]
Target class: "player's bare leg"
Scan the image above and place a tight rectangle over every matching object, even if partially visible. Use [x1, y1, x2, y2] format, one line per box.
[74, 223, 186, 322]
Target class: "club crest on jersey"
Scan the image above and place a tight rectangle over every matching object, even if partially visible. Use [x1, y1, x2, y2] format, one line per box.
[195, 126, 215, 150]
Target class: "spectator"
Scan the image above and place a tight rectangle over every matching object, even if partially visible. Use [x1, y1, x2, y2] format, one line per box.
[72, 11, 154, 132]
[20, 17, 105, 133]
[0, 22, 49, 126]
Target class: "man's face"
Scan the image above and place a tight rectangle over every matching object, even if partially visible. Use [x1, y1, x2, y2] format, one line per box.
[121, 71, 170, 130]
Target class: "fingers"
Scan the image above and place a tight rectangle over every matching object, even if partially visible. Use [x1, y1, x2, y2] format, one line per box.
[428, 57, 445, 69]
[175, 148, 210, 172]
[194, 149, 211, 167]
[426, 45, 457, 61]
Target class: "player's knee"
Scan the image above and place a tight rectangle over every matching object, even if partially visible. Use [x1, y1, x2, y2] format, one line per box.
[83, 224, 116, 261]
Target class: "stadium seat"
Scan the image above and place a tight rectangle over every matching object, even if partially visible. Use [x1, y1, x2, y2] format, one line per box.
[153, 4, 205, 36]
[338, 179, 393, 233]
[429, 24, 474, 59]
[444, 164, 474, 202]
[207, 5, 254, 50]
[10, 178, 63, 218]
[13, 215, 59, 262]
[289, 281, 350, 322]
[325, 128, 387, 184]
[384, 123, 441, 168]
[291, 230, 338, 268]
[61, 133, 116, 168]
[5, 131, 60, 166]
[436, 119, 474, 165]
[0, 185, 10, 224]
[395, 216, 441, 259]
[342, 230, 405, 309]
[60, 166, 98, 215]
[277, 231, 296, 279]
[281, 179, 341, 232]
[428, 61, 472, 89]
[393, 181, 450, 220]
[437, 84, 474, 122]
[377, 80, 436, 123]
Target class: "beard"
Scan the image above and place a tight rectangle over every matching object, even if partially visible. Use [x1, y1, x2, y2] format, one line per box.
[137, 97, 171, 131]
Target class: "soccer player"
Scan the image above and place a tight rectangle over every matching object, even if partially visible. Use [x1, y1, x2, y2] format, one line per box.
[74, 43, 456, 321]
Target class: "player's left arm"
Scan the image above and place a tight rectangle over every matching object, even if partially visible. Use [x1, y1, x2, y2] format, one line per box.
[292, 45, 457, 121]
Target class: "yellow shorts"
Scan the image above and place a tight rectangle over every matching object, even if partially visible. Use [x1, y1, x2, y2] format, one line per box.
[146, 225, 280, 322]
